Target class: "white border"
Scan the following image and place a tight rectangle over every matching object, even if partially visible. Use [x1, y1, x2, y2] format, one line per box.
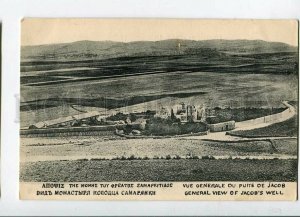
[0, 0, 300, 216]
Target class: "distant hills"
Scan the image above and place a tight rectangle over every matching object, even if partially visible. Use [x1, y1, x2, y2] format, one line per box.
[21, 39, 298, 61]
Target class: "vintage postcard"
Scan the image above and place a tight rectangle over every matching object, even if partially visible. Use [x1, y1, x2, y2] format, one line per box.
[20, 19, 298, 200]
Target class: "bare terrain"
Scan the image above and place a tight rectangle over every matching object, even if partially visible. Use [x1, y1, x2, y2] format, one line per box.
[21, 135, 297, 162]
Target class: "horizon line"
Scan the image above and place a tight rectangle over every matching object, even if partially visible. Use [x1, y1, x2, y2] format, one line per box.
[21, 38, 298, 47]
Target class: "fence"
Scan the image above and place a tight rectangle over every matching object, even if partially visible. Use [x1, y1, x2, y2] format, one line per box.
[115, 130, 210, 139]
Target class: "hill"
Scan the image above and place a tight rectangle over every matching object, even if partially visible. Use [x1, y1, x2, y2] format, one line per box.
[21, 39, 298, 61]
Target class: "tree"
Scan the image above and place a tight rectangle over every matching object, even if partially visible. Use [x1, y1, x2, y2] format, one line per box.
[171, 108, 175, 121]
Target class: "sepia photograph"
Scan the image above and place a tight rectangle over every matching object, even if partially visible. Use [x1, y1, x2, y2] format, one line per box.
[19, 19, 298, 200]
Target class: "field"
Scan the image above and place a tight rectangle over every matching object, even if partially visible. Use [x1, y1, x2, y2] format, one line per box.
[212, 107, 285, 123]
[20, 70, 298, 128]
[21, 50, 298, 121]
[20, 159, 297, 182]
[21, 136, 297, 162]
[21, 51, 298, 80]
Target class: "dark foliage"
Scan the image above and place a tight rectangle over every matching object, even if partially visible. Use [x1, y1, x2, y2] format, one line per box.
[144, 117, 207, 136]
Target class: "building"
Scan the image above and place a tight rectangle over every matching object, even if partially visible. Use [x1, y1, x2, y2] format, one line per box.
[175, 103, 188, 122]
[174, 103, 205, 123]
[197, 106, 206, 122]
[186, 105, 198, 122]
[207, 120, 235, 132]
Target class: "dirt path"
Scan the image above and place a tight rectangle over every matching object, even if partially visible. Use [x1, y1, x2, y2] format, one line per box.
[234, 101, 295, 131]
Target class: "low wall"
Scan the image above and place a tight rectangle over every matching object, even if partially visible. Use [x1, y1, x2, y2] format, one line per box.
[20, 124, 125, 137]
[208, 121, 235, 132]
[202, 137, 297, 143]
[115, 130, 209, 139]
[201, 138, 273, 143]
[226, 131, 297, 138]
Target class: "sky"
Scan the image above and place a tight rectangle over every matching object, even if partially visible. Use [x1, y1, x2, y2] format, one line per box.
[21, 19, 298, 46]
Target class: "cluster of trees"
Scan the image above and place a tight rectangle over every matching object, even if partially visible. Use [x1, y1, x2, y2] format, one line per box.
[106, 112, 138, 122]
[144, 117, 207, 136]
[110, 111, 209, 136]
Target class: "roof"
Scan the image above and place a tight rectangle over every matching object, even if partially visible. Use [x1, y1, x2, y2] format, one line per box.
[33, 111, 101, 128]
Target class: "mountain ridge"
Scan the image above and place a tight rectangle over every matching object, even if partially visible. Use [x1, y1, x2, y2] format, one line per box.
[21, 39, 298, 61]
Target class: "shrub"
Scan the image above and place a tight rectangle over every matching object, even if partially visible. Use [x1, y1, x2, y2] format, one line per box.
[77, 158, 89, 161]
[166, 155, 171, 160]
[173, 155, 181, 160]
[120, 156, 127, 160]
[91, 158, 106, 161]
[127, 155, 136, 160]
[107, 112, 128, 121]
[202, 155, 215, 160]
